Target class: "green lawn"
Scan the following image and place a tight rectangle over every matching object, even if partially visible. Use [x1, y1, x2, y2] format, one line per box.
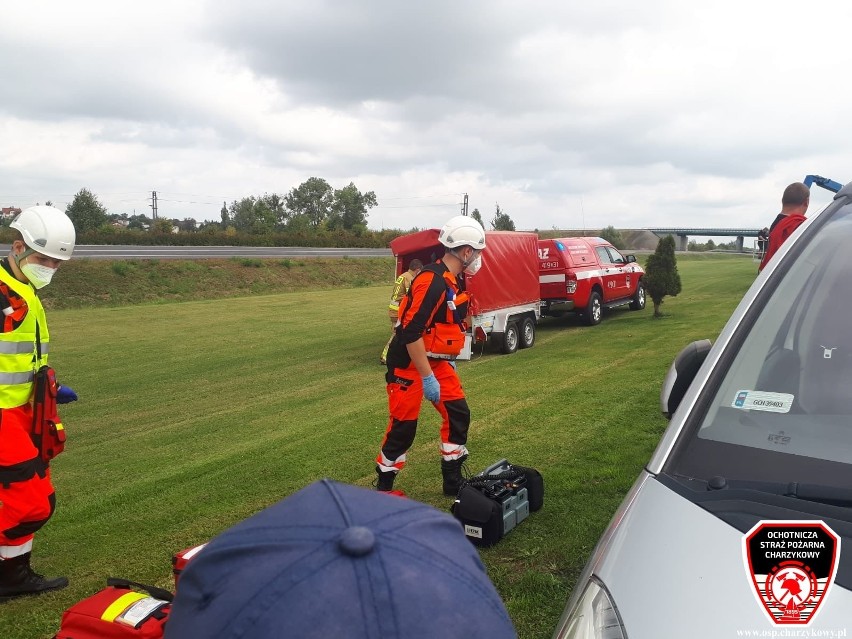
[3, 253, 759, 639]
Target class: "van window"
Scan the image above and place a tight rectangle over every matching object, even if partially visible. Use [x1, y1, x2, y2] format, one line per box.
[594, 247, 611, 264]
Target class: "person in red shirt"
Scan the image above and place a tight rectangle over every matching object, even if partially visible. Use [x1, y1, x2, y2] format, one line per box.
[374, 216, 486, 496]
[759, 182, 810, 272]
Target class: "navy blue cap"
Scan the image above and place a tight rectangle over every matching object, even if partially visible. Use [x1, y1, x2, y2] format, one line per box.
[165, 480, 517, 639]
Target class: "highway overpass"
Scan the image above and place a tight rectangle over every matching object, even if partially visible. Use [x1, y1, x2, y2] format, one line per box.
[645, 227, 762, 251]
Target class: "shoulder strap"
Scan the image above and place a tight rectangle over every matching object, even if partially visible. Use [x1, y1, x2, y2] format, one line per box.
[106, 577, 174, 602]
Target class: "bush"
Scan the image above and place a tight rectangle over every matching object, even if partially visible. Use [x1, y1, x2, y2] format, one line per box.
[645, 235, 682, 317]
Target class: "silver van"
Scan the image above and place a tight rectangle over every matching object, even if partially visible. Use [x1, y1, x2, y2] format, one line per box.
[553, 184, 852, 638]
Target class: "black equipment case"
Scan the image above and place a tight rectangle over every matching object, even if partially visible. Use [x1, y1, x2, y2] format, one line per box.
[451, 459, 543, 547]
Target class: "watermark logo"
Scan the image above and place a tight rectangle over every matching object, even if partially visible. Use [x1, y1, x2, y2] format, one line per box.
[743, 521, 840, 625]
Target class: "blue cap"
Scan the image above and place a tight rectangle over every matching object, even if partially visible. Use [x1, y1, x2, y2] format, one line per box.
[165, 480, 517, 639]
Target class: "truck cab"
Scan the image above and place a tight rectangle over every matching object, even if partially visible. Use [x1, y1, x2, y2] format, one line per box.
[538, 237, 645, 325]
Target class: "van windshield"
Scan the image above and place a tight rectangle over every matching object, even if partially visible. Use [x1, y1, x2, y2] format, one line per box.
[668, 201, 852, 489]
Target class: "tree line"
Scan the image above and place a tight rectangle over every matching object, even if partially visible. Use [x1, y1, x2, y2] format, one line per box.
[5, 178, 521, 246]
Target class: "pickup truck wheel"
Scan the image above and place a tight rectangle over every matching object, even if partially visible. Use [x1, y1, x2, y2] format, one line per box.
[519, 317, 536, 349]
[630, 281, 646, 311]
[584, 291, 602, 326]
[502, 322, 519, 354]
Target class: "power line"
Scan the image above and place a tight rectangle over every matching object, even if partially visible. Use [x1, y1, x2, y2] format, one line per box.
[373, 203, 458, 209]
[379, 193, 462, 201]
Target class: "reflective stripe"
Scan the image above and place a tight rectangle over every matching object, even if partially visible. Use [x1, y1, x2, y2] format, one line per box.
[181, 544, 207, 561]
[0, 342, 36, 355]
[378, 452, 405, 473]
[0, 540, 33, 559]
[101, 592, 149, 622]
[440, 443, 469, 460]
[539, 269, 605, 283]
[575, 269, 604, 280]
[0, 371, 34, 385]
[426, 351, 455, 360]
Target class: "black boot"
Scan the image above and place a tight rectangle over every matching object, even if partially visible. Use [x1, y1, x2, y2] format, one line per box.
[375, 466, 397, 492]
[0, 552, 68, 602]
[441, 455, 468, 496]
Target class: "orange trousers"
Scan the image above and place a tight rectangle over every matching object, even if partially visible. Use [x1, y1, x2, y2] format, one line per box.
[376, 359, 470, 472]
[0, 405, 56, 552]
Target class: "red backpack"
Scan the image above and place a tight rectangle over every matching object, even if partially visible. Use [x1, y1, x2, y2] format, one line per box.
[54, 578, 173, 639]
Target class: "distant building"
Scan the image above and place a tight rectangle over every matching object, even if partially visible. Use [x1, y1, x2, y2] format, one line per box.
[1, 207, 22, 220]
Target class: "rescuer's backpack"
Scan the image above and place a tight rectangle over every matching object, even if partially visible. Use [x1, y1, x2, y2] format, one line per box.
[54, 578, 173, 639]
[172, 543, 206, 590]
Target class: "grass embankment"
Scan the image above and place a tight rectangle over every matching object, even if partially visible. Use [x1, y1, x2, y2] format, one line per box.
[40, 256, 397, 309]
[4, 253, 759, 639]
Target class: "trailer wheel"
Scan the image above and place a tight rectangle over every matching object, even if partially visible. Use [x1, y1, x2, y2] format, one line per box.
[584, 291, 602, 326]
[502, 322, 519, 354]
[519, 317, 536, 349]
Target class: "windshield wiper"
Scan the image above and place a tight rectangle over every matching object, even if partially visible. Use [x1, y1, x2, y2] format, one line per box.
[705, 476, 852, 508]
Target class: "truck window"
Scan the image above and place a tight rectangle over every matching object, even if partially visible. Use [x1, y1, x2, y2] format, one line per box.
[594, 247, 612, 264]
[605, 247, 626, 264]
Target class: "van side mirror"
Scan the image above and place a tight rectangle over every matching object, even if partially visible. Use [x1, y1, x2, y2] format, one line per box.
[660, 340, 713, 419]
[625, 254, 637, 263]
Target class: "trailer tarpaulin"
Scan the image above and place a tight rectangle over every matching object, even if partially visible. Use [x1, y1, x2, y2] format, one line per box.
[389, 230, 540, 315]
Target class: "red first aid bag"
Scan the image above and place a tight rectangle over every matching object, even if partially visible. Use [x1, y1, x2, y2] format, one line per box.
[54, 578, 173, 639]
[172, 543, 206, 590]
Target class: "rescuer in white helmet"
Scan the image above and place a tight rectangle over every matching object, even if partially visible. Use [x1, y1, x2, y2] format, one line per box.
[374, 215, 485, 496]
[0, 205, 77, 601]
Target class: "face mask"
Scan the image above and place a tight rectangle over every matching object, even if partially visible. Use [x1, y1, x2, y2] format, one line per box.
[464, 254, 482, 276]
[21, 263, 57, 289]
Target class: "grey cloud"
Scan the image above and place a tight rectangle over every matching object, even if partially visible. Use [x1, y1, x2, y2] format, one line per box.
[204, 1, 550, 111]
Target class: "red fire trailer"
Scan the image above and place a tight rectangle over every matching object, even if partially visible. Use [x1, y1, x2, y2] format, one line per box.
[389, 229, 541, 355]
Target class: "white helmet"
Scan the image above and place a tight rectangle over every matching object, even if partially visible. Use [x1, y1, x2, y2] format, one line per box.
[10, 206, 76, 260]
[438, 215, 486, 250]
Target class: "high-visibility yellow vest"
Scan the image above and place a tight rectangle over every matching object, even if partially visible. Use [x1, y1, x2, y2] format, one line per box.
[388, 271, 415, 312]
[0, 267, 48, 408]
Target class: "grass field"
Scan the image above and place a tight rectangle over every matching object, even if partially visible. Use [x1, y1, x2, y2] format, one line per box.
[3, 253, 759, 639]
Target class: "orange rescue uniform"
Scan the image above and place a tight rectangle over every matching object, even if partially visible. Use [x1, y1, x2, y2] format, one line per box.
[376, 262, 471, 472]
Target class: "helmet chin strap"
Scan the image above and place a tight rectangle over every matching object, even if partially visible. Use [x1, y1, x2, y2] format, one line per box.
[13, 247, 35, 268]
[450, 247, 474, 267]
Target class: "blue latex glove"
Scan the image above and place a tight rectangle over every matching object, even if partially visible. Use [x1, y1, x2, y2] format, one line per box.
[56, 385, 78, 404]
[421, 373, 440, 404]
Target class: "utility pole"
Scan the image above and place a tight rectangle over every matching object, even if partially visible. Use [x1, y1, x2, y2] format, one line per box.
[460, 193, 468, 216]
[150, 191, 158, 220]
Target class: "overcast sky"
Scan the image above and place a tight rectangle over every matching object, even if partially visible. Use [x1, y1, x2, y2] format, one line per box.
[1, 1, 848, 235]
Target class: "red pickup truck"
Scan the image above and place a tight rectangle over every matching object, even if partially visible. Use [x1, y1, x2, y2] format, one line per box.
[538, 236, 646, 325]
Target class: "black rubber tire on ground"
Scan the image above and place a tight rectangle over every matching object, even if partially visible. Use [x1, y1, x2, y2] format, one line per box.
[630, 280, 646, 311]
[584, 291, 603, 326]
[519, 317, 536, 349]
[502, 322, 519, 354]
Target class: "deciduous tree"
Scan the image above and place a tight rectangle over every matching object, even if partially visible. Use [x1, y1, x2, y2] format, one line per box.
[285, 177, 334, 228]
[229, 197, 277, 235]
[600, 225, 624, 248]
[328, 182, 376, 231]
[65, 188, 108, 232]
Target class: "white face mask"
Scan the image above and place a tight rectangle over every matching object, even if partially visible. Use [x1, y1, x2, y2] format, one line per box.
[464, 254, 482, 276]
[21, 263, 57, 289]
